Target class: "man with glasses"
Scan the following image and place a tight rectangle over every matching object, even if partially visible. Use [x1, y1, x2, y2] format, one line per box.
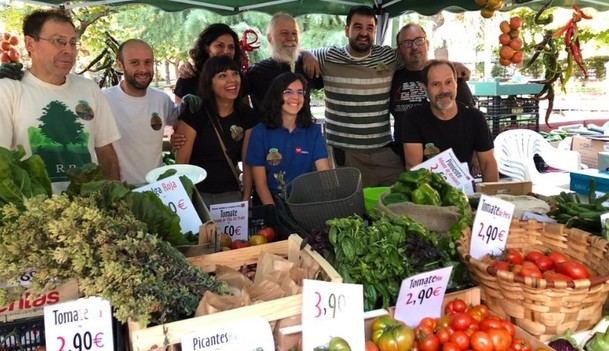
[0, 9, 120, 192]
[390, 23, 474, 159]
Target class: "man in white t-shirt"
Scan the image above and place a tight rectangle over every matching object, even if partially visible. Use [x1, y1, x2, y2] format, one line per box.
[103, 39, 179, 185]
[0, 9, 120, 193]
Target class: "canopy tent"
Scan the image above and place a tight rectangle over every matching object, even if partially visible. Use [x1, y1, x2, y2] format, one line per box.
[22, 0, 609, 17]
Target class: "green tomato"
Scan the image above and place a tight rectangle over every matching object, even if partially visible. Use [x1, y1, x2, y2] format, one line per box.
[328, 336, 352, 351]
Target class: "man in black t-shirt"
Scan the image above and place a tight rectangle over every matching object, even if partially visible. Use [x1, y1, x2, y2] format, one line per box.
[246, 13, 322, 111]
[390, 23, 475, 149]
[400, 60, 498, 182]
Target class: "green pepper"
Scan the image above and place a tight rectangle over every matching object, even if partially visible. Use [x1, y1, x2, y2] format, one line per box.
[398, 169, 431, 186]
[390, 181, 413, 196]
[430, 172, 448, 193]
[585, 325, 609, 351]
[411, 183, 441, 206]
[383, 192, 409, 205]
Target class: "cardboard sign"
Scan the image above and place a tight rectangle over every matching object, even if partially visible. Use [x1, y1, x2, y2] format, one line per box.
[135, 175, 202, 234]
[210, 201, 248, 241]
[1, 271, 80, 322]
[44, 297, 113, 351]
[394, 266, 453, 327]
[412, 148, 475, 194]
[470, 195, 515, 259]
[302, 280, 364, 351]
[181, 317, 274, 351]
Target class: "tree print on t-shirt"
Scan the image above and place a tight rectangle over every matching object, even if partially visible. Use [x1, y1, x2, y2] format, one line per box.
[28, 100, 92, 182]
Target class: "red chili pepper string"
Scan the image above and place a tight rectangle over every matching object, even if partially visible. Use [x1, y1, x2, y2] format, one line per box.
[240, 29, 261, 71]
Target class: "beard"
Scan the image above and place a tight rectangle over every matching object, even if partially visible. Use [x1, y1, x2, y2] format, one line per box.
[432, 92, 456, 110]
[124, 71, 152, 90]
[348, 35, 373, 53]
[271, 44, 300, 67]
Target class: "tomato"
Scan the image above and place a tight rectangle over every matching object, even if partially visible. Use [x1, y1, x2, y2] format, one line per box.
[505, 248, 524, 265]
[547, 251, 568, 265]
[556, 260, 590, 279]
[511, 338, 532, 351]
[533, 256, 554, 272]
[467, 305, 488, 322]
[418, 334, 440, 351]
[542, 271, 571, 282]
[445, 299, 468, 314]
[450, 313, 474, 331]
[249, 234, 268, 246]
[491, 260, 510, 272]
[419, 317, 437, 330]
[479, 318, 503, 331]
[470, 331, 493, 351]
[328, 336, 352, 351]
[442, 342, 461, 351]
[372, 316, 415, 351]
[256, 226, 276, 242]
[365, 340, 380, 351]
[525, 250, 544, 263]
[518, 261, 542, 279]
[499, 320, 516, 337]
[488, 328, 512, 351]
[8, 35, 18, 46]
[437, 315, 451, 329]
[450, 331, 470, 350]
[436, 327, 453, 344]
[229, 239, 249, 249]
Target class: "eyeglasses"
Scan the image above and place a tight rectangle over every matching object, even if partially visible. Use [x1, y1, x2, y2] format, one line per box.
[37, 36, 80, 50]
[282, 89, 305, 97]
[399, 37, 426, 48]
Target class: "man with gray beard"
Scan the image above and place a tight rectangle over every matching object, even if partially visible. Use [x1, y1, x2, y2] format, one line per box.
[245, 13, 322, 111]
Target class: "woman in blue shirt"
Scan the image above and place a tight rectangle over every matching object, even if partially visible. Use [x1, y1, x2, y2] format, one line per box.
[246, 72, 330, 205]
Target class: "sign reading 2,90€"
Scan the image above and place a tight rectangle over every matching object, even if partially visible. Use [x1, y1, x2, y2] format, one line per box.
[44, 297, 113, 351]
[469, 194, 515, 260]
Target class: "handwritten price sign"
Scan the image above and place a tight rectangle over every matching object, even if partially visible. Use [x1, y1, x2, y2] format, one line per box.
[210, 201, 248, 241]
[412, 148, 475, 194]
[181, 317, 274, 351]
[394, 266, 453, 327]
[469, 195, 515, 259]
[44, 297, 113, 351]
[302, 280, 364, 351]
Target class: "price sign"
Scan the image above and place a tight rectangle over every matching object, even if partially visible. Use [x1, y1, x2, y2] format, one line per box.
[302, 280, 364, 351]
[394, 266, 453, 327]
[470, 194, 515, 259]
[181, 317, 274, 351]
[412, 148, 475, 194]
[44, 297, 113, 351]
[601, 212, 609, 230]
[134, 175, 202, 234]
[210, 201, 248, 241]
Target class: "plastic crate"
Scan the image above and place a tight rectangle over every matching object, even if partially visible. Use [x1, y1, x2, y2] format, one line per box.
[476, 95, 539, 138]
[286, 167, 364, 231]
[0, 317, 44, 351]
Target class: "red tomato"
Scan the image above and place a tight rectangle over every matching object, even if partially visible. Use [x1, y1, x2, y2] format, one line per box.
[450, 330, 470, 350]
[418, 334, 440, 351]
[0, 41, 10, 51]
[511, 338, 532, 351]
[491, 260, 510, 272]
[488, 328, 512, 351]
[479, 318, 503, 331]
[419, 317, 437, 330]
[468, 305, 489, 322]
[556, 261, 590, 279]
[542, 271, 571, 282]
[533, 256, 554, 272]
[365, 340, 380, 351]
[256, 227, 276, 242]
[8, 35, 18, 46]
[518, 261, 542, 279]
[525, 250, 544, 263]
[500, 320, 516, 337]
[437, 315, 451, 329]
[505, 248, 524, 265]
[445, 299, 468, 314]
[442, 342, 461, 351]
[450, 313, 474, 331]
[436, 327, 453, 344]
[547, 251, 568, 265]
[470, 331, 494, 351]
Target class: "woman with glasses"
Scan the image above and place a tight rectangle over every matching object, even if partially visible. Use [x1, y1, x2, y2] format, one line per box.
[246, 72, 330, 205]
[174, 56, 256, 206]
[174, 23, 243, 104]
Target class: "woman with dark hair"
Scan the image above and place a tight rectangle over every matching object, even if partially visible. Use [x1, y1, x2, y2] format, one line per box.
[246, 72, 330, 205]
[173, 23, 243, 104]
[175, 56, 256, 206]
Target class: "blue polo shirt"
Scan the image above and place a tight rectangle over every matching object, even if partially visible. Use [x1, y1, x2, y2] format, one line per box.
[246, 122, 328, 194]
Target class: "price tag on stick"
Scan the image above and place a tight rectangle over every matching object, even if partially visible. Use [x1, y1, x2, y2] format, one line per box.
[210, 201, 248, 241]
[44, 297, 113, 351]
[302, 280, 364, 351]
[469, 194, 515, 259]
[394, 266, 453, 327]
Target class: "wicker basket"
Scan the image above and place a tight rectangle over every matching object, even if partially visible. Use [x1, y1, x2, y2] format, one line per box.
[286, 167, 364, 231]
[458, 220, 609, 341]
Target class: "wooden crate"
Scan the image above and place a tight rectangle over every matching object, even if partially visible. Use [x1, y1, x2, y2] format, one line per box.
[127, 234, 341, 351]
[275, 287, 552, 351]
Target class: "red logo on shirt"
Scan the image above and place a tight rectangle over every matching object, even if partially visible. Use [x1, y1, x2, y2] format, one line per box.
[295, 147, 302, 154]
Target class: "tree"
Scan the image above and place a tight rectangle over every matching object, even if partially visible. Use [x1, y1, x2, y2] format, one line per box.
[38, 101, 84, 150]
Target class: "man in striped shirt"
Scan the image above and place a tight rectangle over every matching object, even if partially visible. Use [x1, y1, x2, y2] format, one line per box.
[311, 5, 403, 187]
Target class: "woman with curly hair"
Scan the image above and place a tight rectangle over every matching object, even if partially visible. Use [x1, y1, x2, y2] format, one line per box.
[173, 23, 243, 104]
[246, 72, 330, 205]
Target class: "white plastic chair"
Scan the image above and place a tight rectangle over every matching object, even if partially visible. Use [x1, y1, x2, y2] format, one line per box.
[494, 129, 581, 185]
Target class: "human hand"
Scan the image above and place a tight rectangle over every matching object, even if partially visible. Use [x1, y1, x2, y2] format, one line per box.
[170, 132, 186, 150]
[453, 61, 471, 81]
[177, 61, 196, 79]
[181, 94, 202, 113]
[301, 51, 321, 79]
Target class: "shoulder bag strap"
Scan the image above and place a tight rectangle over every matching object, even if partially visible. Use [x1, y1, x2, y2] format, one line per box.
[205, 109, 242, 188]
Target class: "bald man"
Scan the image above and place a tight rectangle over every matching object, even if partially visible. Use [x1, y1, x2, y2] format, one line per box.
[103, 39, 179, 185]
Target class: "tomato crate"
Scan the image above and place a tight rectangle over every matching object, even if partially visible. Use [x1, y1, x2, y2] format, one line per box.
[476, 95, 539, 138]
[126, 234, 341, 351]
